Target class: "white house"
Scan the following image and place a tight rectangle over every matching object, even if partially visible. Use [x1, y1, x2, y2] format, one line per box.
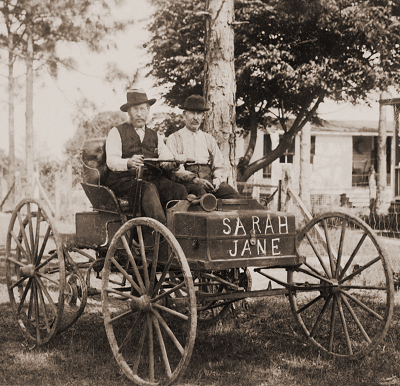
[237, 119, 396, 210]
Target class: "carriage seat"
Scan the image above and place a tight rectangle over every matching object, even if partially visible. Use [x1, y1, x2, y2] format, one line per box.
[81, 137, 133, 213]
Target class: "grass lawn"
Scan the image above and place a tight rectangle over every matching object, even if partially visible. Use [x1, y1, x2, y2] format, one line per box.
[1, 289, 400, 386]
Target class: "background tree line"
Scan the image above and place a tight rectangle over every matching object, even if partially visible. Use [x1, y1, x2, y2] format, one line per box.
[4, 0, 400, 206]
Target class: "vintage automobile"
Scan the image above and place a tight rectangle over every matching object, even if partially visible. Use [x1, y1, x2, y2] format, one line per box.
[5, 137, 394, 385]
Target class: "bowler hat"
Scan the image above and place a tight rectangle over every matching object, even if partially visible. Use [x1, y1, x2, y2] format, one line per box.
[181, 95, 209, 111]
[120, 89, 156, 112]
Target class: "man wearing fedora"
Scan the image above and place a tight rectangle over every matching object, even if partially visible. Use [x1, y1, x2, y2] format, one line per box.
[105, 88, 187, 225]
[166, 94, 242, 199]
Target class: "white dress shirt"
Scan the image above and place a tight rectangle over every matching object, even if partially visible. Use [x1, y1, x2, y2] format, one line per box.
[166, 127, 229, 182]
[106, 126, 174, 171]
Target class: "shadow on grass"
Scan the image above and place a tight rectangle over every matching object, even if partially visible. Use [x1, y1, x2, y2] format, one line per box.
[1, 298, 400, 386]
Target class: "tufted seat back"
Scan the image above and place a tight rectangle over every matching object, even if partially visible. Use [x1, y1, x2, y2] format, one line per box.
[81, 137, 109, 185]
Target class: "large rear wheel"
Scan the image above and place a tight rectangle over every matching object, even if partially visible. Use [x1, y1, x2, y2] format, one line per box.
[288, 211, 394, 359]
[102, 217, 197, 385]
[6, 199, 65, 344]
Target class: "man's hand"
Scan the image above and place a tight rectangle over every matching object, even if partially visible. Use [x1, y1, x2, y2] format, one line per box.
[127, 154, 144, 170]
[212, 178, 221, 191]
[193, 177, 214, 192]
[174, 154, 187, 164]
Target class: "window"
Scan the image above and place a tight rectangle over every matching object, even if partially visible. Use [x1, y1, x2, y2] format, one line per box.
[310, 136, 316, 164]
[279, 135, 295, 163]
[352, 136, 392, 187]
[263, 134, 272, 178]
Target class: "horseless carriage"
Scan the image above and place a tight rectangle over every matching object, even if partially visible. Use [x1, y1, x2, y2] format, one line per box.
[5, 137, 395, 385]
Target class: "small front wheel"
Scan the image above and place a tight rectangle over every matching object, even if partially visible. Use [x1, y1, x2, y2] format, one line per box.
[288, 211, 394, 359]
[102, 217, 197, 385]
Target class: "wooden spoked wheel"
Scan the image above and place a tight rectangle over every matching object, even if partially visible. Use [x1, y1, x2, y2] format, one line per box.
[288, 211, 394, 359]
[5, 198, 65, 344]
[102, 218, 197, 386]
[196, 268, 252, 327]
[57, 249, 88, 334]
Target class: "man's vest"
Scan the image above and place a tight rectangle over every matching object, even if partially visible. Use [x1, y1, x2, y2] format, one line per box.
[106, 122, 161, 187]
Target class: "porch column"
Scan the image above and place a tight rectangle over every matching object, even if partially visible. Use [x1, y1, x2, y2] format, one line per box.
[395, 105, 400, 198]
[377, 91, 389, 212]
[299, 122, 311, 209]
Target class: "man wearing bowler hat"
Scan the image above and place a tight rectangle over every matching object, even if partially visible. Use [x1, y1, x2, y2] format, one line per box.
[105, 88, 187, 225]
[166, 94, 241, 199]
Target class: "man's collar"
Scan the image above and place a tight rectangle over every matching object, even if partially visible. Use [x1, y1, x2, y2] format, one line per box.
[183, 126, 200, 135]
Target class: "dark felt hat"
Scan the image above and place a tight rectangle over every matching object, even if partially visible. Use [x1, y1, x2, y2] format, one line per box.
[181, 95, 209, 111]
[120, 89, 156, 112]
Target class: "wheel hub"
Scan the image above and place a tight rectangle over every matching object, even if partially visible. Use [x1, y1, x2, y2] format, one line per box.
[20, 264, 35, 278]
[320, 279, 339, 297]
[130, 294, 152, 313]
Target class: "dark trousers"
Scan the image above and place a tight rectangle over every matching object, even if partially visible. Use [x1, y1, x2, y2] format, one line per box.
[108, 176, 187, 224]
[184, 181, 242, 199]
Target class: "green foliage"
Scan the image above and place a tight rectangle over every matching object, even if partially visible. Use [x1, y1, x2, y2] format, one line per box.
[0, 0, 130, 73]
[147, 0, 400, 181]
[152, 112, 186, 137]
[63, 109, 126, 187]
[147, 0, 206, 106]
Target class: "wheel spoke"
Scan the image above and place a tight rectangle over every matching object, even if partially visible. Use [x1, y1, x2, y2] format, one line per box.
[295, 293, 324, 315]
[17, 211, 32, 259]
[7, 257, 27, 268]
[137, 226, 150, 289]
[152, 309, 185, 355]
[33, 209, 42, 264]
[37, 225, 52, 264]
[17, 278, 32, 315]
[118, 314, 143, 354]
[340, 290, 384, 321]
[109, 309, 135, 325]
[153, 315, 172, 378]
[339, 256, 380, 284]
[35, 275, 58, 315]
[149, 231, 160, 291]
[322, 219, 336, 277]
[337, 295, 353, 355]
[338, 232, 368, 281]
[304, 231, 331, 278]
[33, 281, 42, 342]
[109, 255, 142, 295]
[152, 252, 175, 296]
[328, 295, 337, 352]
[35, 252, 58, 271]
[147, 314, 155, 382]
[132, 317, 147, 374]
[152, 281, 187, 303]
[36, 271, 62, 288]
[310, 294, 333, 338]
[121, 234, 146, 293]
[10, 231, 30, 262]
[26, 204, 35, 259]
[37, 279, 52, 333]
[295, 266, 334, 284]
[340, 292, 371, 343]
[105, 286, 141, 301]
[9, 276, 28, 290]
[152, 303, 189, 321]
[336, 220, 347, 277]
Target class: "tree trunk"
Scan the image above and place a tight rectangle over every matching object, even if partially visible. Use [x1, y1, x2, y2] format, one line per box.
[203, 0, 236, 183]
[8, 34, 15, 205]
[26, 23, 34, 192]
[377, 91, 389, 213]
